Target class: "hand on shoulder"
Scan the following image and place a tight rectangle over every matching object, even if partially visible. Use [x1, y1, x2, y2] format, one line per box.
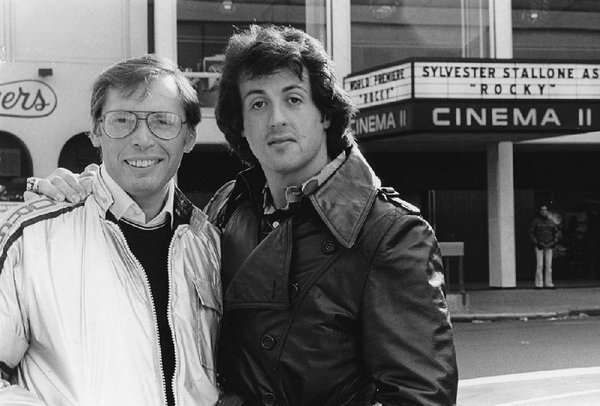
[25, 164, 98, 203]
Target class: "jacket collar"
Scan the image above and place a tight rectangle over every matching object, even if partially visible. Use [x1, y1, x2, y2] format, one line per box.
[309, 146, 380, 248]
[98, 165, 176, 229]
[235, 146, 381, 248]
[90, 171, 206, 234]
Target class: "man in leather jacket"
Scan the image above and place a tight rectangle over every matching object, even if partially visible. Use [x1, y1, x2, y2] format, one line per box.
[207, 24, 458, 405]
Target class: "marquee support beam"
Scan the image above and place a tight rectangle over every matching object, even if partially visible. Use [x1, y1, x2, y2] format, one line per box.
[487, 141, 517, 288]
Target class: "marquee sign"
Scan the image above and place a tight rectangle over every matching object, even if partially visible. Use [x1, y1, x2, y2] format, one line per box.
[345, 63, 412, 109]
[0, 80, 57, 118]
[352, 101, 599, 139]
[344, 59, 600, 139]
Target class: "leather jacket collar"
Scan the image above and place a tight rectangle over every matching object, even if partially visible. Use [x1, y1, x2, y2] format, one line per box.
[233, 146, 381, 248]
[309, 147, 381, 248]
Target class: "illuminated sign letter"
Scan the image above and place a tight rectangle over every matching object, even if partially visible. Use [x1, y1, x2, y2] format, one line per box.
[433, 108, 451, 126]
[466, 108, 486, 126]
[540, 109, 561, 126]
[514, 109, 537, 126]
[492, 108, 508, 126]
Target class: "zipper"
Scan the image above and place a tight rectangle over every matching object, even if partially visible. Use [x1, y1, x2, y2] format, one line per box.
[167, 229, 179, 406]
[109, 222, 169, 406]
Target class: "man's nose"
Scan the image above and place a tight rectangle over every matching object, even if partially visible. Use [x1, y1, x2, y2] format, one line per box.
[131, 119, 155, 147]
[269, 103, 287, 128]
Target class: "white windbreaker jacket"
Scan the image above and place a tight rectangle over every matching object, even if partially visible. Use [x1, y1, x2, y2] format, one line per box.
[0, 174, 222, 405]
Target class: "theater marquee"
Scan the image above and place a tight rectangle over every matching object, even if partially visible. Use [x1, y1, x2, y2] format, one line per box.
[343, 59, 600, 139]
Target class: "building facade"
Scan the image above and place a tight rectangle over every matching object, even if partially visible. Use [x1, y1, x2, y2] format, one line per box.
[0, 0, 148, 202]
[1, 0, 599, 287]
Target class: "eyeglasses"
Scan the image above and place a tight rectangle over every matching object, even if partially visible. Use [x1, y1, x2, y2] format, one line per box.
[99, 111, 187, 140]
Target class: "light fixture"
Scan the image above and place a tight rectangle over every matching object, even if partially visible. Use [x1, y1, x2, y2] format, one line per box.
[369, 0, 401, 20]
[221, 0, 235, 14]
[38, 68, 53, 77]
[520, 0, 550, 25]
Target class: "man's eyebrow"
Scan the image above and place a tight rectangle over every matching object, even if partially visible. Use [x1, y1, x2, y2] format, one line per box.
[242, 83, 309, 100]
[242, 89, 266, 100]
[283, 84, 308, 93]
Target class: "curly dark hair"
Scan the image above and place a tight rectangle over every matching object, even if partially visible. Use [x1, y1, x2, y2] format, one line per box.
[215, 24, 357, 165]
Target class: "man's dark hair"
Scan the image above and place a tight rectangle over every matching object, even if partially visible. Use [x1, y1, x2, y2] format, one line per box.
[215, 24, 357, 165]
[90, 54, 201, 135]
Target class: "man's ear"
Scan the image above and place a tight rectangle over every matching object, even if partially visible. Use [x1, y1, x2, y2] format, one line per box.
[89, 126, 102, 148]
[183, 127, 197, 153]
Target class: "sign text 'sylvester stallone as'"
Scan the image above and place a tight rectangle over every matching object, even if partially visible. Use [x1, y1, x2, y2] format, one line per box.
[343, 60, 600, 110]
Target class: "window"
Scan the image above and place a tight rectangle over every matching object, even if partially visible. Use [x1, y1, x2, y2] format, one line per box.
[512, 0, 600, 60]
[177, 0, 327, 107]
[0, 131, 32, 202]
[350, 0, 489, 73]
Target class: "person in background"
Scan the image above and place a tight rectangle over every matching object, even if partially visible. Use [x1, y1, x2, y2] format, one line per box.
[24, 25, 458, 406]
[530, 204, 559, 289]
[0, 55, 221, 405]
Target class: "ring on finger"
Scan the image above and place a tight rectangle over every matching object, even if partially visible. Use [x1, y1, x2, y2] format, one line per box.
[26, 177, 42, 193]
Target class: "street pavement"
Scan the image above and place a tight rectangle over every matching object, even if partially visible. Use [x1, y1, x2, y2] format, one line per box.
[448, 284, 600, 322]
[458, 367, 600, 406]
[452, 286, 600, 405]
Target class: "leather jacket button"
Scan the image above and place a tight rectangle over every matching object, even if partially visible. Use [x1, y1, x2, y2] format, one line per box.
[289, 282, 300, 299]
[321, 239, 336, 255]
[262, 392, 277, 406]
[261, 334, 276, 350]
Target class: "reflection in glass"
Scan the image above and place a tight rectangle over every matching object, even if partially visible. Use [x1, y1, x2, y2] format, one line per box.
[177, 0, 327, 108]
[512, 0, 600, 60]
[350, 0, 489, 73]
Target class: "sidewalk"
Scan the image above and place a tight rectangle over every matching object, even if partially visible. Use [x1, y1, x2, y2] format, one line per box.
[448, 285, 600, 322]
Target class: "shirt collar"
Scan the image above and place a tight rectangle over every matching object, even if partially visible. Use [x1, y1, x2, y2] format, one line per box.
[100, 164, 174, 228]
[263, 151, 347, 214]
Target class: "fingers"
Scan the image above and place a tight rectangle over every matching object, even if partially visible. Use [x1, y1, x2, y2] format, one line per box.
[30, 168, 88, 203]
[47, 168, 88, 203]
[56, 168, 87, 197]
[32, 178, 65, 202]
[26, 167, 93, 203]
[82, 163, 100, 177]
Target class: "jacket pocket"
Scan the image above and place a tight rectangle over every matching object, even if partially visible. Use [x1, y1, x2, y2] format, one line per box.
[192, 277, 222, 316]
[190, 277, 221, 377]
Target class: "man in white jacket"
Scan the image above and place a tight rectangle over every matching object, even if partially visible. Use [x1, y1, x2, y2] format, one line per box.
[0, 55, 221, 405]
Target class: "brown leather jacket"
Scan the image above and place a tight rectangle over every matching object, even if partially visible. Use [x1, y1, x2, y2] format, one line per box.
[207, 147, 458, 406]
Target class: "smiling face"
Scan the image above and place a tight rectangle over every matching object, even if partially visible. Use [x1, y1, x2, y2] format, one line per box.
[90, 75, 196, 205]
[239, 68, 331, 186]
